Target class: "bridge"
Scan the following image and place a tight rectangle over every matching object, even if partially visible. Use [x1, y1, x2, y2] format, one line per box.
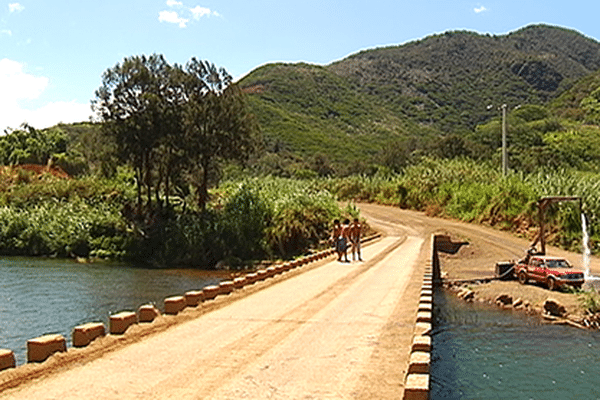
[0, 203, 545, 399]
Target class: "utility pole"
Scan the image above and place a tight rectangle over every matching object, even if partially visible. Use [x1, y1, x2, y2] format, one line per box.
[501, 104, 508, 176]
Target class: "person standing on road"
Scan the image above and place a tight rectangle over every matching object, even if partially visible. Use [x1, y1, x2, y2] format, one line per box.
[349, 217, 363, 262]
[340, 219, 351, 263]
[331, 219, 343, 262]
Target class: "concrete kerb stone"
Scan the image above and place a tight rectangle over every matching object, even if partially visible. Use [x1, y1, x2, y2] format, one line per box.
[164, 296, 187, 315]
[256, 269, 268, 281]
[27, 334, 66, 363]
[421, 289, 433, 297]
[109, 311, 137, 334]
[0, 349, 16, 371]
[184, 290, 204, 307]
[203, 285, 220, 300]
[411, 335, 432, 353]
[416, 311, 432, 324]
[415, 321, 432, 337]
[246, 273, 258, 284]
[403, 374, 429, 400]
[72, 322, 105, 348]
[219, 280, 235, 295]
[418, 303, 432, 313]
[138, 304, 160, 323]
[408, 351, 430, 374]
[420, 295, 433, 304]
[233, 276, 247, 289]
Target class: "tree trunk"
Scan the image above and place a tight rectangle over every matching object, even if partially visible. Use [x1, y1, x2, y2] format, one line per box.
[135, 166, 143, 214]
[198, 160, 210, 211]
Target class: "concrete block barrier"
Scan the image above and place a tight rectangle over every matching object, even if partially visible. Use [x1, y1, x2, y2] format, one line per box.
[72, 322, 105, 347]
[203, 285, 220, 300]
[27, 334, 66, 363]
[403, 374, 429, 400]
[420, 295, 433, 304]
[138, 304, 160, 323]
[408, 351, 431, 374]
[184, 290, 204, 307]
[274, 264, 285, 273]
[109, 311, 137, 334]
[256, 269, 268, 281]
[233, 276, 247, 289]
[0, 349, 15, 371]
[246, 273, 258, 284]
[421, 289, 433, 297]
[164, 296, 187, 315]
[416, 311, 432, 324]
[418, 303, 432, 313]
[411, 336, 432, 353]
[219, 281, 235, 295]
[415, 322, 432, 336]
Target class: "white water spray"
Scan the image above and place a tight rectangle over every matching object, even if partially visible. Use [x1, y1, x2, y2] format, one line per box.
[582, 213, 592, 279]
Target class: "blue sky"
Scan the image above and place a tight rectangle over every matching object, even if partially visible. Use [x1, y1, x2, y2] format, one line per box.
[1, 0, 599, 132]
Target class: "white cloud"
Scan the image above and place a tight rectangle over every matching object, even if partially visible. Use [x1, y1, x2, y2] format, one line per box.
[190, 6, 214, 19]
[8, 3, 24, 13]
[1, 30, 12, 36]
[159, 3, 220, 27]
[474, 5, 487, 13]
[0, 59, 91, 133]
[159, 10, 189, 28]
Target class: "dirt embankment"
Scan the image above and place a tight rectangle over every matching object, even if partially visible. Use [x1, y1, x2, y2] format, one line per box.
[439, 235, 600, 329]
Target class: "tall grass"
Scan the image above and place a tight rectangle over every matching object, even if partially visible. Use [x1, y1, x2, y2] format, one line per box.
[323, 158, 600, 254]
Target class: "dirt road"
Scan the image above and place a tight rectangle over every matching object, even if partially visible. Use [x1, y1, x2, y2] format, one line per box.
[1, 207, 430, 400]
[2, 203, 597, 399]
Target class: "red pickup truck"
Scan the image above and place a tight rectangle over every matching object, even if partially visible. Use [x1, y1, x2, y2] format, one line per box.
[515, 255, 584, 291]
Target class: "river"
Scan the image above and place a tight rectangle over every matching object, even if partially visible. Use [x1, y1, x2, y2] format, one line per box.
[0, 257, 227, 365]
[431, 288, 600, 399]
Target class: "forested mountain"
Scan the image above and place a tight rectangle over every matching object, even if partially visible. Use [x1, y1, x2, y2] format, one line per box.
[240, 24, 600, 172]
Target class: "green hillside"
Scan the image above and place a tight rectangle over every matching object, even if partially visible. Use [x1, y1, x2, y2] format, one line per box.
[240, 63, 438, 172]
[240, 24, 600, 172]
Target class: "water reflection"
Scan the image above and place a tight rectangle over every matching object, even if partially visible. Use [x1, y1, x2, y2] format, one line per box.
[431, 288, 600, 400]
[0, 258, 225, 365]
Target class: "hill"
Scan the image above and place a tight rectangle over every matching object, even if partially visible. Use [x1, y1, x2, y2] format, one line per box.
[240, 24, 600, 169]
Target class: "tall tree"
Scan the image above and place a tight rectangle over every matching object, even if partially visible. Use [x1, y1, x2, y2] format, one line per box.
[183, 58, 259, 210]
[92, 54, 175, 210]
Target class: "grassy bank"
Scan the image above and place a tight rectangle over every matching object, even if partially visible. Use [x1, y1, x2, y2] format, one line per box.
[2, 158, 598, 266]
[0, 169, 348, 268]
[320, 158, 600, 255]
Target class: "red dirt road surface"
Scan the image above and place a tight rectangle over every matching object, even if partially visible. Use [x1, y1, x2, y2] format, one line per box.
[1, 206, 429, 399]
[4, 203, 596, 399]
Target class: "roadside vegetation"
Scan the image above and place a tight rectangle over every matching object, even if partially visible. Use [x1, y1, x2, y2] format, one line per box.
[4, 27, 600, 268]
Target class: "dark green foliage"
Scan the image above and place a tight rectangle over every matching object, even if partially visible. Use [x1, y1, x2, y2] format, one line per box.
[239, 25, 600, 171]
[0, 124, 67, 166]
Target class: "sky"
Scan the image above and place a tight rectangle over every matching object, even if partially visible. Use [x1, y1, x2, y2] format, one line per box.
[1, 0, 599, 133]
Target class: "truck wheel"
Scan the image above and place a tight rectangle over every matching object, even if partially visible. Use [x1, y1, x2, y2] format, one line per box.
[518, 271, 528, 285]
[547, 277, 556, 291]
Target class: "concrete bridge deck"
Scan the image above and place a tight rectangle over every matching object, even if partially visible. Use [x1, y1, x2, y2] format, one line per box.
[2, 204, 438, 399]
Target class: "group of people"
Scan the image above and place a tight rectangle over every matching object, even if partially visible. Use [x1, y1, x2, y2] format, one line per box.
[331, 218, 362, 263]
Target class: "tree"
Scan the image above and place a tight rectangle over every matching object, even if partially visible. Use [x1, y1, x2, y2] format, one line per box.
[582, 87, 600, 125]
[93, 55, 259, 212]
[0, 124, 67, 166]
[92, 54, 179, 210]
[183, 58, 260, 210]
